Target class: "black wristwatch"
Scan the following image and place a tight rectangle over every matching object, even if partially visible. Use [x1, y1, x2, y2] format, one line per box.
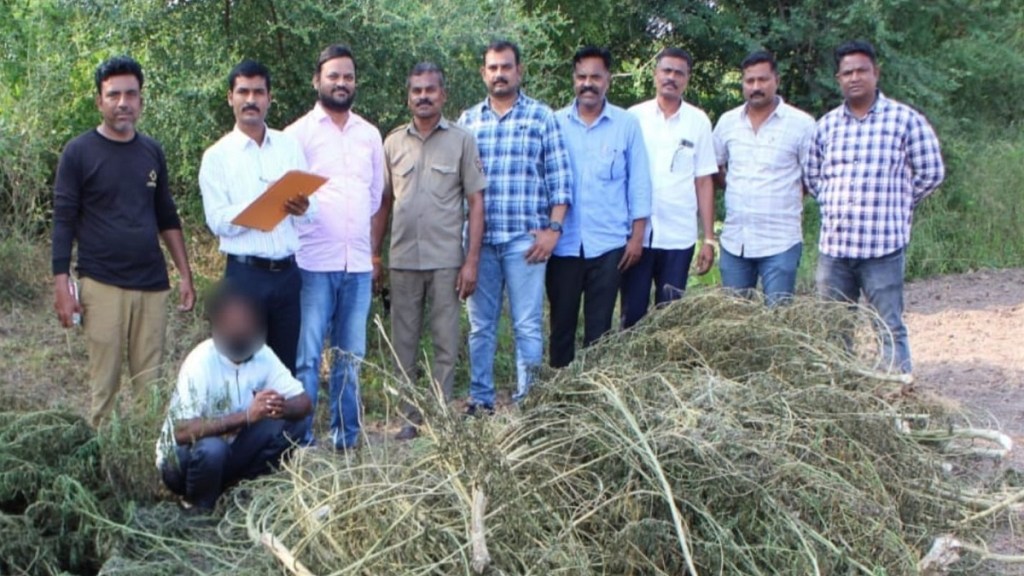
[549, 221, 563, 234]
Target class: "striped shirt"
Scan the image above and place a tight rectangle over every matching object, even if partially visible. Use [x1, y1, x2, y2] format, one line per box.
[199, 126, 314, 259]
[458, 92, 573, 245]
[804, 93, 944, 259]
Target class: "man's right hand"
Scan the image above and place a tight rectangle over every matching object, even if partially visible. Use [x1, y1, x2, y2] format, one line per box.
[248, 390, 285, 423]
[53, 274, 82, 328]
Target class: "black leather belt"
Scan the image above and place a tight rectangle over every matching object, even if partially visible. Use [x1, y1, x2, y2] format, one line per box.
[228, 254, 295, 272]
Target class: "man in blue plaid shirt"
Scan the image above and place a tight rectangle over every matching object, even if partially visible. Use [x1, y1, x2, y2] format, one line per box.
[805, 40, 945, 376]
[458, 40, 573, 413]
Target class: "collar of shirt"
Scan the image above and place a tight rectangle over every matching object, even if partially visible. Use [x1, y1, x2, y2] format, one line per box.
[406, 117, 450, 139]
[842, 91, 889, 119]
[227, 124, 277, 150]
[740, 96, 790, 123]
[566, 98, 613, 127]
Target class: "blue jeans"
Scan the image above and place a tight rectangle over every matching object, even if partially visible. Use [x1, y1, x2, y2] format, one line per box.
[296, 269, 372, 449]
[816, 248, 910, 373]
[720, 242, 803, 306]
[160, 418, 296, 509]
[467, 234, 546, 406]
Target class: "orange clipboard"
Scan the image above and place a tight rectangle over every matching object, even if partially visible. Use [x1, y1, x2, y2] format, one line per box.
[231, 170, 327, 232]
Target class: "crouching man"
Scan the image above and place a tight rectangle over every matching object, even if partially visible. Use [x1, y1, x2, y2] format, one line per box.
[156, 282, 312, 510]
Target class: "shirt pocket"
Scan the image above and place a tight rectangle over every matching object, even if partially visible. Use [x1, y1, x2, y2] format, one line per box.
[597, 147, 627, 181]
[670, 145, 696, 176]
[389, 156, 416, 201]
[429, 163, 461, 208]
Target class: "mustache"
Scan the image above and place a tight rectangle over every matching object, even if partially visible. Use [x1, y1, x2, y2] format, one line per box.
[242, 104, 260, 112]
[750, 90, 766, 98]
[415, 98, 433, 106]
[661, 80, 677, 89]
[492, 77, 508, 85]
[580, 86, 599, 95]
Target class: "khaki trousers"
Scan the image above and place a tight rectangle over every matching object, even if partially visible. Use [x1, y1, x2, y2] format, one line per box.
[79, 277, 169, 427]
[389, 268, 461, 421]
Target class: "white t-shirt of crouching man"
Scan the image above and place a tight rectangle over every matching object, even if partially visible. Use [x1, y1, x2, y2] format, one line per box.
[155, 339, 305, 468]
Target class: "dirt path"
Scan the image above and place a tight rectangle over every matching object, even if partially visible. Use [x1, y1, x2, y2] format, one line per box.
[905, 268, 1024, 574]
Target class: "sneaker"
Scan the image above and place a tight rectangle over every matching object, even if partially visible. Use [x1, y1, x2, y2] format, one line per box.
[395, 425, 419, 441]
[464, 402, 495, 418]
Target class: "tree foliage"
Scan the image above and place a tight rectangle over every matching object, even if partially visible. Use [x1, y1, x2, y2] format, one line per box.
[0, 0, 1021, 237]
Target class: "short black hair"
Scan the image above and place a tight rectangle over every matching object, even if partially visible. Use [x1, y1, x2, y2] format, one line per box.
[204, 280, 266, 332]
[407, 61, 446, 89]
[655, 47, 694, 72]
[834, 40, 877, 72]
[484, 39, 521, 65]
[228, 59, 271, 92]
[740, 50, 777, 73]
[317, 44, 358, 75]
[95, 56, 144, 94]
[573, 46, 612, 71]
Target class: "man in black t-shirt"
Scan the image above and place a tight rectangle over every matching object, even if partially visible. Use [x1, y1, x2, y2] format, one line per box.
[52, 56, 195, 427]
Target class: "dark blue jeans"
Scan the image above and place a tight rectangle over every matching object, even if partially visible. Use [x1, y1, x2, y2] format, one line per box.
[160, 418, 299, 510]
[224, 259, 302, 374]
[619, 246, 696, 329]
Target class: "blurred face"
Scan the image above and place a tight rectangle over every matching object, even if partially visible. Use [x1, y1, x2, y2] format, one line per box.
[315, 56, 357, 113]
[836, 53, 879, 103]
[654, 55, 690, 102]
[573, 56, 610, 111]
[741, 61, 779, 110]
[96, 74, 142, 137]
[407, 72, 446, 121]
[212, 299, 265, 364]
[481, 48, 522, 98]
[228, 75, 271, 128]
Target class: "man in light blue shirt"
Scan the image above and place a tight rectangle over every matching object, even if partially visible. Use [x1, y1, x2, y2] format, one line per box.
[548, 46, 652, 368]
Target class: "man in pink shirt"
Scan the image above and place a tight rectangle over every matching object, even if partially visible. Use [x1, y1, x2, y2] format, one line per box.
[285, 44, 385, 450]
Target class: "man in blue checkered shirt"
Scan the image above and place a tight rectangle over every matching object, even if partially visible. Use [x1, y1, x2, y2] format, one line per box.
[805, 40, 945, 377]
[458, 40, 573, 413]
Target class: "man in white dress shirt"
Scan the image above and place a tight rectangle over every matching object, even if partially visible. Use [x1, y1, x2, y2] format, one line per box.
[200, 60, 315, 374]
[157, 282, 312, 511]
[621, 47, 718, 328]
[713, 50, 816, 305]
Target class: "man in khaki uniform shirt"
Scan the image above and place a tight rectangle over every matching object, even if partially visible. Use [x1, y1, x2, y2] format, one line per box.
[376, 62, 486, 440]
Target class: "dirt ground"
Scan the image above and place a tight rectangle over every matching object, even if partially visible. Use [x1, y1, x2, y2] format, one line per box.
[905, 268, 1024, 575]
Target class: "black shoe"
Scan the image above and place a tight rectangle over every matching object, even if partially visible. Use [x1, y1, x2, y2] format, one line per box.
[395, 425, 419, 441]
[464, 403, 495, 418]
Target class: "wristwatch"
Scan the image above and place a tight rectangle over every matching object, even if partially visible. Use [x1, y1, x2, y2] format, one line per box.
[549, 221, 564, 234]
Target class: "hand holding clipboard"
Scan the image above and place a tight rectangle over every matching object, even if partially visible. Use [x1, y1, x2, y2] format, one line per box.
[231, 170, 327, 231]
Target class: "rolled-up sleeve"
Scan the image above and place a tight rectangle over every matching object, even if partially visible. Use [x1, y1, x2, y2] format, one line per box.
[541, 111, 574, 207]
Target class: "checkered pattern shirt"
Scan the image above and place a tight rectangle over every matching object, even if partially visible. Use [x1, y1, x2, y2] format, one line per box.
[805, 92, 945, 259]
[459, 92, 573, 245]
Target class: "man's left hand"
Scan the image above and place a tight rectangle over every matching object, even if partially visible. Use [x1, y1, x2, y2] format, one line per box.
[618, 237, 643, 271]
[695, 243, 716, 275]
[177, 278, 196, 312]
[284, 195, 310, 216]
[372, 259, 386, 294]
[525, 229, 559, 264]
[457, 261, 479, 300]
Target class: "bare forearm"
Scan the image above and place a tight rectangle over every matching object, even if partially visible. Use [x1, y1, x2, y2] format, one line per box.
[281, 393, 312, 420]
[174, 412, 247, 445]
[696, 176, 716, 239]
[160, 229, 192, 282]
[466, 193, 484, 264]
[371, 192, 392, 258]
[549, 204, 568, 224]
[629, 218, 646, 243]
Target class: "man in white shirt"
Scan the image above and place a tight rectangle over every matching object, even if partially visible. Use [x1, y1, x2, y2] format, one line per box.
[622, 47, 718, 328]
[199, 60, 315, 374]
[713, 50, 816, 305]
[156, 282, 312, 511]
